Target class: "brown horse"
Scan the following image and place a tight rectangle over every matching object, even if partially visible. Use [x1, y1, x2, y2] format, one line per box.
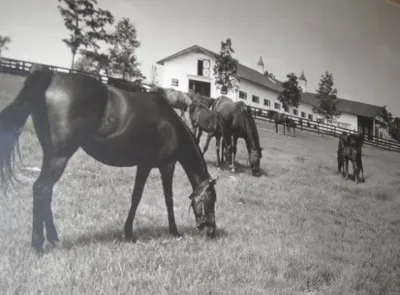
[337, 132, 364, 183]
[266, 110, 296, 135]
[107, 77, 147, 92]
[0, 68, 219, 253]
[212, 96, 263, 177]
[189, 91, 216, 109]
[188, 100, 233, 169]
[151, 86, 193, 121]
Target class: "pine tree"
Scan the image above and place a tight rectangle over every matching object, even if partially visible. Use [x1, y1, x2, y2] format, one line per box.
[108, 18, 145, 81]
[57, 0, 114, 69]
[213, 38, 240, 94]
[313, 71, 341, 120]
[277, 73, 301, 113]
[0, 35, 11, 56]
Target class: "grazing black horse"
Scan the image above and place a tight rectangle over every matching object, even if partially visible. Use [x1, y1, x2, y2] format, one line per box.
[266, 110, 296, 135]
[107, 77, 147, 92]
[212, 96, 263, 177]
[337, 132, 364, 183]
[188, 100, 233, 169]
[0, 68, 219, 253]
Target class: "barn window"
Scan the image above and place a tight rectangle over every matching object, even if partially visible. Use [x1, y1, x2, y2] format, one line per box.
[264, 99, 270, 106]
[293, 109, 298, 115]
[197, 60, 204, 76]
[274, 102, 280, 110]
[171, 78, 179, 86]
[301, 111, 306, 118]
[220, 86, 228, 95]
[308, 114, 313, 121]
[252, 95, 260, 103]
[239, 91, 247, 100]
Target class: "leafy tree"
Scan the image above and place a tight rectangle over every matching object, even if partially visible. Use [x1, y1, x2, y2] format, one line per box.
[264, 70, 276, 79]
[57, 0, 114, 69]
[213, 38, 240, 94]
[0, 35, 11, 56]
[108, 18, 145, 81]
[277, 73, 301, 113]
[313, 71, 341, 120]
[73, 54, 98, 73]
[379, 105, 393, 126]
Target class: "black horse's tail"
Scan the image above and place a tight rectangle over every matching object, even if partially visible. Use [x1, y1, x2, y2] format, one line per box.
[0, 69, 52, 190]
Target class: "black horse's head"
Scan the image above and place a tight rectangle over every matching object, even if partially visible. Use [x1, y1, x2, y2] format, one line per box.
[189, 176, 218, 238]
[249, 147, 263, 177]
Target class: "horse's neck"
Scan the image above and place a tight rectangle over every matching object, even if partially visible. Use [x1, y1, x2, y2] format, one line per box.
[243, 115, 260, 151]
[176, 122, 209, 188]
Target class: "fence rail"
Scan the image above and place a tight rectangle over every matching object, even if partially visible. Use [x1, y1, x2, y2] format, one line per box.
[248, 106, 400, 153]
[1, 56, 399, 153]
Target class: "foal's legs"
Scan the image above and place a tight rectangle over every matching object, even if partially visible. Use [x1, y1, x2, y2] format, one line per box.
[31, 152, 76, 252]
[124, 165, 152, 241]
[196, 129, 203, 144]
[159, 163, 180, 237]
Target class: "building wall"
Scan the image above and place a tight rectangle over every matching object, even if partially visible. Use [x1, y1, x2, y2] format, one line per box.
[159, 51, 359, 131]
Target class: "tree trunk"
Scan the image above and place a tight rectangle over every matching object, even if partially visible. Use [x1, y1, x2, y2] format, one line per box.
[70, 52, 76, 70]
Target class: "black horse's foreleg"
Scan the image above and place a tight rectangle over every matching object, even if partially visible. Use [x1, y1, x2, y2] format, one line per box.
[196, 129, 203, 144]
[31, 153, 74, 253]
[124, 165, 152, 241]
[215, 135, 222, 167]
[202, 132, 213, 156]
[159, 163, 180, 237]
[231, 136, 238, 173]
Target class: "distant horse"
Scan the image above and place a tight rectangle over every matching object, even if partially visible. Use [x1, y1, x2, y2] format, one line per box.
[266, 110, 296, 135]
[151, 86, 193, 121]
[337, 132, 364, 183]
[212, 96, 263, 177]
[189, 91, 216, 109]
[107, 77, 147, 92]
[188, 100, 233, 168]
[0, 69, 219, 253]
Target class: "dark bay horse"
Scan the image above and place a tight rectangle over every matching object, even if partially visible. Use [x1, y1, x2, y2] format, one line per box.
[337, 132, 364, 183]
[189, 92, 216, 109]
[0, 69, 219, 253]
[212, 96, 263, 177]
[151, 86, 193, 121]
[188, 100, 233, 169]
[107, 77, 147, 92]
[266, 110, 296, 135]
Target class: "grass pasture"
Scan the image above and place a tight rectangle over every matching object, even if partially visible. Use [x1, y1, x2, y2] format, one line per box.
[1, 74, 400, 294]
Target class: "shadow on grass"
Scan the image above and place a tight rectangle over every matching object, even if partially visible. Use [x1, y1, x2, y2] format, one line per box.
[204, 159, 268, 177]
[61, 225, 229, 250]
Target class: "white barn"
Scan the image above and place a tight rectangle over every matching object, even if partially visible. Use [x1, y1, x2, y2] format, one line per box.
[155, 45, 382, 139]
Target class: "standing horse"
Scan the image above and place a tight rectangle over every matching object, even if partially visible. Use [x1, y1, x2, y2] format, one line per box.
[212, 96, 263, 177]
[188, 100, 233, 168]
[0, 69, 218, 253]
[107, 77, 147, 92]
[189, 92, 216, 109]
[337, 132, 364, 183]
[266, 110, 296, 135]
[151, 86, 193, 121]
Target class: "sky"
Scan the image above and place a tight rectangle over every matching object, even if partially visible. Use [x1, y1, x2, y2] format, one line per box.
[1, 0, 400, 115]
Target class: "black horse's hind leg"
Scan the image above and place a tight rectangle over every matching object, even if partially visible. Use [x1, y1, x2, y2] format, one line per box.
[31, 153, 75, 252]
[159, 163, 180, 237]
[124, 165, 152, 241]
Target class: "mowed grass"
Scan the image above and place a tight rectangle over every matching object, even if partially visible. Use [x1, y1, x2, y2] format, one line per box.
[1, 76, 400, 294]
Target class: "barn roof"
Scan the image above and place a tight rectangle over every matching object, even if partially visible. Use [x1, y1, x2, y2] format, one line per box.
[301, 92, 382, 118]
[156, 45, 283, 93]
[156, 45, 382, 118]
